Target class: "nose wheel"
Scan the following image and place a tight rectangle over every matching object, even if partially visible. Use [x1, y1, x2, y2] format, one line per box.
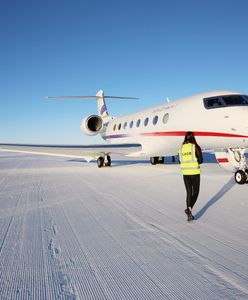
[235, 169, 248, 184]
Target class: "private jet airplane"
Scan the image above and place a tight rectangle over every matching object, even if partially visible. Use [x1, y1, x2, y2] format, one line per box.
[1, 89, 248, 184]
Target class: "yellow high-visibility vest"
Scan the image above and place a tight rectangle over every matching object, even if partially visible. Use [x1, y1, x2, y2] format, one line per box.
[179, 143, 201, 175]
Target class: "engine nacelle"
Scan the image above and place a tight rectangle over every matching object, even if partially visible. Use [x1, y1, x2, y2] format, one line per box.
[80, 115, 103, 136]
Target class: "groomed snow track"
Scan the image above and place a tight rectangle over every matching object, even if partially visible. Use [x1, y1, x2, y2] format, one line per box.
[0, 152, 248, 299]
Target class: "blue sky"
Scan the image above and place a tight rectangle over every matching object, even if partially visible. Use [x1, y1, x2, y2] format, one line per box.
[1, 0, 248, 144]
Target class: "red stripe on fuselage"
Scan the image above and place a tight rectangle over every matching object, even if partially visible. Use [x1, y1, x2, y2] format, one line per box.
[104, 131, 248, 140]
[217, 158, 229, 163]
[140, 131, 248, 138]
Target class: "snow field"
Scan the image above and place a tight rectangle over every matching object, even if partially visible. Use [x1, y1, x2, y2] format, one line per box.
[0, 152, 248, 299]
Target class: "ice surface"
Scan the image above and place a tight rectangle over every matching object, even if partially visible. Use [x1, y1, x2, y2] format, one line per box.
[0, 152, 248, 299]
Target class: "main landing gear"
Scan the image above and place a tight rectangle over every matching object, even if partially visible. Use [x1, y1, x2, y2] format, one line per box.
[150, 156, 164, 165]
[97, 155, 111, 168]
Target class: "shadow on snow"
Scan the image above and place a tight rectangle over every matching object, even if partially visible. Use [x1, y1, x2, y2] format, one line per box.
[195, 177, 236, 220]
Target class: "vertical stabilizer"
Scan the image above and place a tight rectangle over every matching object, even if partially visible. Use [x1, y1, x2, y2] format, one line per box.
[96, 90, 111, 121]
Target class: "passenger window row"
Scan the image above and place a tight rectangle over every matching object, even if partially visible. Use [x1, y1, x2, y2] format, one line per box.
[112, 113, 169, 131]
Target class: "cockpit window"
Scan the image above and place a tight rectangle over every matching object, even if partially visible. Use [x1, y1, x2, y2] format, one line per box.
[222, 95, 248, 106]
[204, 95, 248, 109]
[203, 97, 224, 109]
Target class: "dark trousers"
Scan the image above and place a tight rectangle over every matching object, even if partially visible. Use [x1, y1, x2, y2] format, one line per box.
[183, 174, 200, 209]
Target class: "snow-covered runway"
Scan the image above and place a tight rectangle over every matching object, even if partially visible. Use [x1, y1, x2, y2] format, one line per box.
[0, 152, 248, 299]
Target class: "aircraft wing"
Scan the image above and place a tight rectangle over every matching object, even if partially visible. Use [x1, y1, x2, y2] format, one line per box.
[0, 143, 142, 161]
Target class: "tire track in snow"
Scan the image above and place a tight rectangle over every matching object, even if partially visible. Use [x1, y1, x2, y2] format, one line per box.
[0, 187, 25, 256]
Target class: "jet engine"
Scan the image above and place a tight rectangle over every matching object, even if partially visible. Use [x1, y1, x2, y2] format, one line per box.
[80, 115, 103, 136]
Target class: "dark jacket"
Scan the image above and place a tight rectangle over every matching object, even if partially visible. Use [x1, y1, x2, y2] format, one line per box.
[195, 144, 203, 165]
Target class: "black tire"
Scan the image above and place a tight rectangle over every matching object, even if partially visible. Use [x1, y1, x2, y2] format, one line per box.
[235, 170, 246, 184]
[158, 156, 164, 164]
[105, 155, 111, 167]
[150, 157, 158, 165]
[245, 169, 248, 183]
[97, 157, 104, 168]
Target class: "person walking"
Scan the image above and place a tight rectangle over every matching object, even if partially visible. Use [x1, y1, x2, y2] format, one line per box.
[178, 131, 203, 221]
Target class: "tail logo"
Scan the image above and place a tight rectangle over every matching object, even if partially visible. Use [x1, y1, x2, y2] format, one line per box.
[100, 104, 108, 118]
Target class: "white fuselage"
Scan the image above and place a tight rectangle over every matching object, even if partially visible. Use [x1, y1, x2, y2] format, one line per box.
[102, 91, 248, 157]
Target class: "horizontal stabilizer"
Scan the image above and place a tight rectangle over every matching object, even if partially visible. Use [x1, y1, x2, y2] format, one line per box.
[46, 89, 139, 120]
[47, 96, 139, 100]
[47, 89, 139, 100]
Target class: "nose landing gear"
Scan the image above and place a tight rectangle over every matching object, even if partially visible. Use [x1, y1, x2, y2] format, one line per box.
[215, 148, 248, 184]
[231, 148, 248, 184]
[97, 155, 111, 168]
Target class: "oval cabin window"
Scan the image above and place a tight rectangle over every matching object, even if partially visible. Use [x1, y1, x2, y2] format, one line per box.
[144, 117, 149, 126]
[163, 113, 169, 124]
[153, 115, 158, 125]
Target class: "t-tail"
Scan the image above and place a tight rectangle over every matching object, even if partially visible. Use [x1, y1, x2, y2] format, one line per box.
[47, 89, 138, 137]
